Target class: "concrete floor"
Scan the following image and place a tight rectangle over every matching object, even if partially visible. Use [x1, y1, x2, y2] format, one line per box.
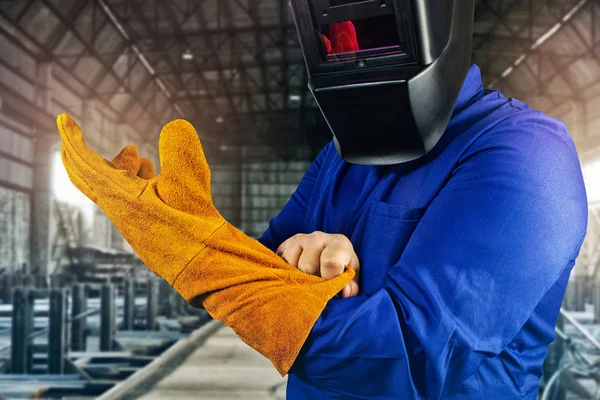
[138, 325, 288, 400]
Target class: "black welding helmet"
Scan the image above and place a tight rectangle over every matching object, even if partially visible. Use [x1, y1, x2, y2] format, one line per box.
[289, 0, 475, 165]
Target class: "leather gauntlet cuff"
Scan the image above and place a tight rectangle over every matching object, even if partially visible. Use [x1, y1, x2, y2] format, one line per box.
[173, 222, 355, 375]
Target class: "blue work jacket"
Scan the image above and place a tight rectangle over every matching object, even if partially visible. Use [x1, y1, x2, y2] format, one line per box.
[258, 64, 588, 400]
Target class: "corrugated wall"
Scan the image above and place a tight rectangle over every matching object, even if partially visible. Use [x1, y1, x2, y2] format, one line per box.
[241, 161, 310, 238]
[212, 160, 310, 239]
[0, 121, 33, 273]
[0, 187, 30, 273]
[0, 28, 163, 271]
[211, 146, 315, 239]
[212, 164, 243, 228]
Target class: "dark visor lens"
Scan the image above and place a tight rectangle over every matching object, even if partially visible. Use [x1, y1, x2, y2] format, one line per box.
[318, 14, 404, 62]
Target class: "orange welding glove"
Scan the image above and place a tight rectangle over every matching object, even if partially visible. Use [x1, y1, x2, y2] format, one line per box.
[56, 114, 355, 376]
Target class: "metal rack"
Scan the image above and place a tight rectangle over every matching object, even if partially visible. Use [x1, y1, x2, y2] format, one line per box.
[0, 274, 209, 399]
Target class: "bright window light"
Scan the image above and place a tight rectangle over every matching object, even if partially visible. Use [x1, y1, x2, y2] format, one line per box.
[51, 152, 91, 207]
[582, 159, 600, 203]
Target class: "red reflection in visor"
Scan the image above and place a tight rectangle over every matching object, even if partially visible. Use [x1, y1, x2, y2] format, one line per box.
[323, 34, 333, 54]
[323, 21, 359, 55]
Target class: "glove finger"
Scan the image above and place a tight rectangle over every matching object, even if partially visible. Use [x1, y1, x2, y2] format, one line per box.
[61, 149, 98, 204]
[57, 114, 113, 174]
[60, 134, 127, 196]
[138, 157, 156, 179]
[111, 145, 141, 175]
[57, 114, 147, 197]
[157, 119, 213, 211]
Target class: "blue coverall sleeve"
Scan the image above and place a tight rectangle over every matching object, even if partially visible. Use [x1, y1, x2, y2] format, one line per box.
[257, 142, 331, 251]
[289, 117, 589, 399]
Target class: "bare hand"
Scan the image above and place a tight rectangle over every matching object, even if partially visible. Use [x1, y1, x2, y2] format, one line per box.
[276, 232, 360, 298]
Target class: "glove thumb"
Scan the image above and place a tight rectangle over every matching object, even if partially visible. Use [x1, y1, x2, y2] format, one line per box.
[138, 157, 156, 179]
[111, 145, 140, 175]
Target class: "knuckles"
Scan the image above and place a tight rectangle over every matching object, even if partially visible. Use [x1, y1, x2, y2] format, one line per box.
[320, 257, 345, 271]
[297, 263, 316, 273]
[303, 232, 327, 247]
[303, 231, 351, 248]
[280, 232, 355, 256]
[279, 231, 356, 272]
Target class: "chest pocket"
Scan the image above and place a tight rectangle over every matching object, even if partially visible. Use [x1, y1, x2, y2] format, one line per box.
[358, 200, 426, 296]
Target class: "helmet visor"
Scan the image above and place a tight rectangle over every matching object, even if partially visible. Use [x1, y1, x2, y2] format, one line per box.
[314, 7, 405, 62]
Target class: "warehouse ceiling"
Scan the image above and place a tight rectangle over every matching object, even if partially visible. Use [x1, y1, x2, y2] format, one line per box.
[0, 0, 599, 158]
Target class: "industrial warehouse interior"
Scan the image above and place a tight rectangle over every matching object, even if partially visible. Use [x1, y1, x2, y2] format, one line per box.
[0, 0, 599, 399]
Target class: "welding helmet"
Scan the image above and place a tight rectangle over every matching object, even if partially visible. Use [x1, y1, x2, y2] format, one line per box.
[289, 0, 475, 165]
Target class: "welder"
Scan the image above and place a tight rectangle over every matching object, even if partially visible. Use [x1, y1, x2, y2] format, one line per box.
[56, 0, 588, 398]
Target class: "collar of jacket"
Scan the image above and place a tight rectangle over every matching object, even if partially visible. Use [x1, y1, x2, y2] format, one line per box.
[452, 64, 486, 117]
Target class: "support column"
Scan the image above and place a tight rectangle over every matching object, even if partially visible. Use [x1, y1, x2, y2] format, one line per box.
[594, 282, 600, 324]
[31, 61, 58, 276]
[11, 288, 34, 373]
[71, 284, 87, 351]
[165, 290, 176, 319]
[1, 275, 14, 303]
[574, 278, 586, 312]
[122, 279, 135, 331]
[48, 289, 66, 374]
[174, 291, 185, 316]
[146, 279, 158, 330]
[100, 283, 115, 352]
[31, 134, 58, 276]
